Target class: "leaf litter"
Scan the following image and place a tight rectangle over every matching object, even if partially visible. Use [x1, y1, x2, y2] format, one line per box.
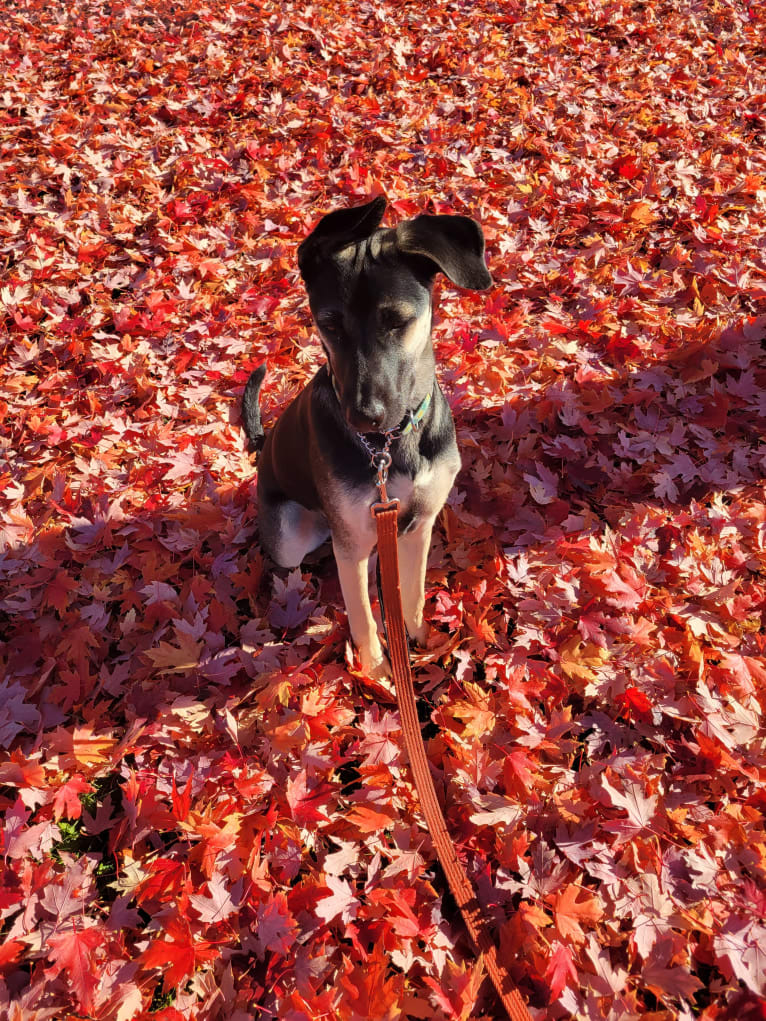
[1, 0, 766, 1018]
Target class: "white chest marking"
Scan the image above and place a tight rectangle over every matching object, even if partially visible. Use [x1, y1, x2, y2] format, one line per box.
[325, 454, 459, 557]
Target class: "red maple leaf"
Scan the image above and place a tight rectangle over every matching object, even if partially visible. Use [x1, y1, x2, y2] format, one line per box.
[339, 942, 404, 1021]
[616, 686, 653, 720]
[45, 925, 104, 1014]
[286, 769, 332, 826]
[52, 774, 93, 821]
[141, 916, 218, 989]
[137, 858, 188, 905]
[546, 941, 578, 1001]
[612, 155, 642, 179]
[550, 886, 604, 945]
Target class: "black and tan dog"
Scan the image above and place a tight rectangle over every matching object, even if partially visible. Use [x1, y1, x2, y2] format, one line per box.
[242, 196, 491, 678]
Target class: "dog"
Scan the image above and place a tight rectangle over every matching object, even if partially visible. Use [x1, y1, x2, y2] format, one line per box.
[242, 195, 491, 679]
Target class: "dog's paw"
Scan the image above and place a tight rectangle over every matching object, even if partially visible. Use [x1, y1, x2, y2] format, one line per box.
[408, 621, 430, 648]
[360, 649, 391, 681]
[348, 635, 392, 682]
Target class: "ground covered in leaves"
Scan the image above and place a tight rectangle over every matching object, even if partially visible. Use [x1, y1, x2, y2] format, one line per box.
[2, 0, 766, 1018]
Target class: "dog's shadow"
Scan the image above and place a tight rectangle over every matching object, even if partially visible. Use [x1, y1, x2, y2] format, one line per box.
[447, 313, 766, 542]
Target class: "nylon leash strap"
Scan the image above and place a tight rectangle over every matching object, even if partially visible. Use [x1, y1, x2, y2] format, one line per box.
[372, 500, 533, 1021]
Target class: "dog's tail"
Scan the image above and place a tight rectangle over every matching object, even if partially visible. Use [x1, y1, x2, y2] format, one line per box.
[241, 363, 267, 451]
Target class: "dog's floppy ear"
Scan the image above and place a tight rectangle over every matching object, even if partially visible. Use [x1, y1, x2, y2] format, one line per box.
[396, 214, 492, 290]
[298, 195, 387, 278]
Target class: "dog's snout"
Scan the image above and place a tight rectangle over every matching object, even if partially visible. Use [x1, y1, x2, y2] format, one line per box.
[346, 397, 386, 433]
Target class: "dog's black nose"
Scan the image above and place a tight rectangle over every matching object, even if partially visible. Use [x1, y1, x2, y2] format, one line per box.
[347, 401, 385, 433]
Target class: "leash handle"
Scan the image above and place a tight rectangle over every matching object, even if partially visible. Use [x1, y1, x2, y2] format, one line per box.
[373, 503, 533, 1021]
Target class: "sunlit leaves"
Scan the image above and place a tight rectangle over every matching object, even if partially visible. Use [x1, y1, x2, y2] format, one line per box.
[1, 0, 765, 1017]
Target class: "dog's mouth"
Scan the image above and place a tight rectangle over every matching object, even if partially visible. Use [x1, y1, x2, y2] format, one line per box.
[327, 365, 417, 435]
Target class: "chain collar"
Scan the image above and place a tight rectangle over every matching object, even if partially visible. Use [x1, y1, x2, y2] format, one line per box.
[357, 389, 431, 488]
[324, 364, 431, 508]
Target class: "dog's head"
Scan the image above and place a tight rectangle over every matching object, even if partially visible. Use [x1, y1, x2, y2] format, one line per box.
[297, 195, 491, 434]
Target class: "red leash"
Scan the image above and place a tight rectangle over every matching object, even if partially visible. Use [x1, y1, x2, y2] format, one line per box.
[372, 497, 533, 1021]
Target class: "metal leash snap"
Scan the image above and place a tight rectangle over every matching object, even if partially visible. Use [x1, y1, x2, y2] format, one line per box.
[372, 450, 392, 487]
[361, 433, 400, 517]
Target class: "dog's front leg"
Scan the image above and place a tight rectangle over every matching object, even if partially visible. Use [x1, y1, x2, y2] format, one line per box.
[333, 542, 390, 679]
[398, 518, 434, 647]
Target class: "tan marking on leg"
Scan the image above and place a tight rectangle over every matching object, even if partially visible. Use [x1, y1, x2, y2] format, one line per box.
[398, 518, 435, 646]
[333, 542, 389, 678]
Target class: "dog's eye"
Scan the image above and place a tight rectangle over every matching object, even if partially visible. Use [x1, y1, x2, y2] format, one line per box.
[380, 310, 414, 333]
[318, 315, 342, 339]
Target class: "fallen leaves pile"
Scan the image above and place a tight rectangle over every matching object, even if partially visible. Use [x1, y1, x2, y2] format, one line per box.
[2, 0, 766, 1018]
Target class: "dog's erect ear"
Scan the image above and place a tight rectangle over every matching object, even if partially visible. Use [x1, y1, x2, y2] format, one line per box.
[298, 196, 387, 278]
[396, 214, 492, 290]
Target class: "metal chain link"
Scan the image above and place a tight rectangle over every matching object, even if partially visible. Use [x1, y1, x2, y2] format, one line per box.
[357, 427, 401, 493]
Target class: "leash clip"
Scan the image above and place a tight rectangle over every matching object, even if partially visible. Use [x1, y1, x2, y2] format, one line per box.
[370, 449, 400, 516]
[358, 432, 401, 516]
[372, 450, 392, 486]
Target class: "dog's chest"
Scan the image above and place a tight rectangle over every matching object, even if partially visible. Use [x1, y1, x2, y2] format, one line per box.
[388, 460, 450, 523]
[326, 453, 458, 550]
